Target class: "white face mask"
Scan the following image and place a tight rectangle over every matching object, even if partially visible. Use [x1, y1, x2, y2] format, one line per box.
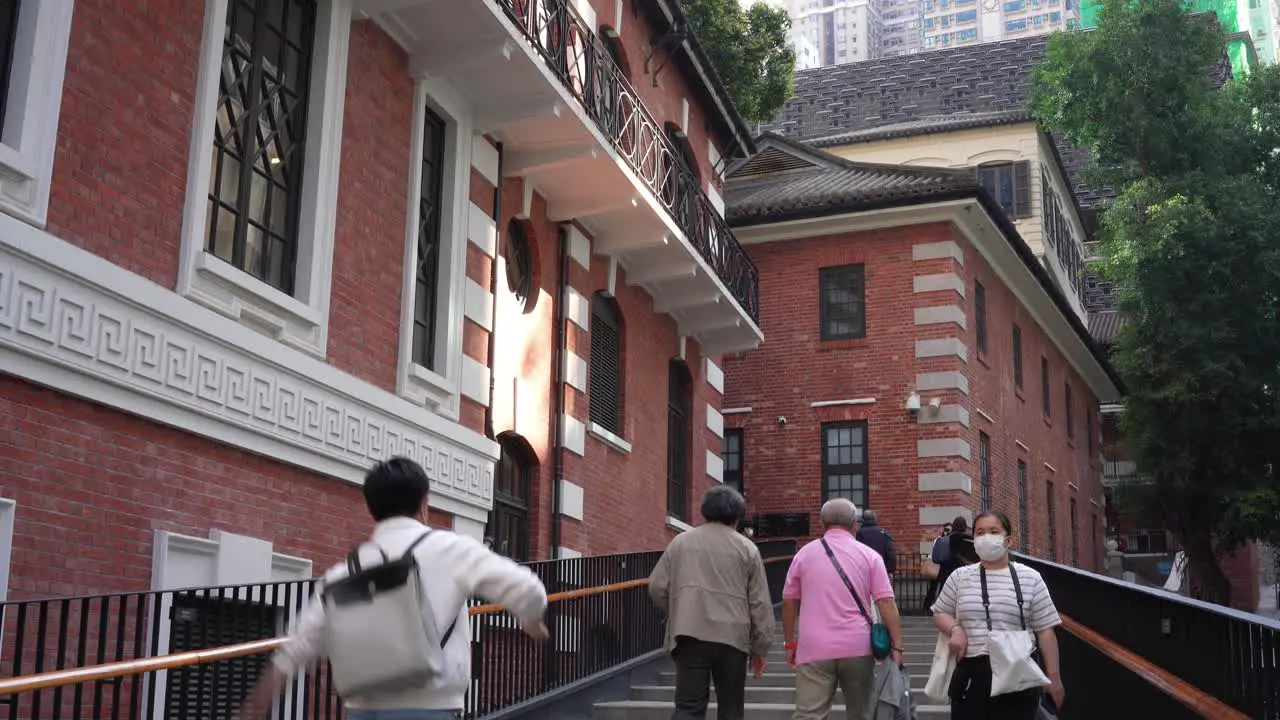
[974, 533, 1009, 562]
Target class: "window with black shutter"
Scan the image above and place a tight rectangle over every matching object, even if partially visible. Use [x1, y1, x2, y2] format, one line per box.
[979, 432, 991, 512]
[1046, 481, 1057, 561]
[588, 293, 623, 434]
[1087, 409, 1095, 458]
[1012, 324, 1023, 389]
[819, 264, 866, 340]
[1017, 460, 1029, 550]
[412, 106, 449, 370]
[1041, 357, 1051, 418]
[723, 428, 744, 495]
[821, 421, 868, 508]
[667, 361, 692, 520]
[974, 280, 987, 354]
[977, 161, 1032, 219]
[1065, 382, 1074, 439]
[165, 595, 278, 719]
[488, 435, 532, 562]
[1070, 497, 1079, 566]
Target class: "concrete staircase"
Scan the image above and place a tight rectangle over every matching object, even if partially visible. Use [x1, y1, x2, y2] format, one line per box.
[593, 616, 949, 718]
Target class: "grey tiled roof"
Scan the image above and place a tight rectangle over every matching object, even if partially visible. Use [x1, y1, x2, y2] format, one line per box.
[1088, 310, 1124, 347]
[807, 110, 1033, 148]
[725, 134, 979, 224]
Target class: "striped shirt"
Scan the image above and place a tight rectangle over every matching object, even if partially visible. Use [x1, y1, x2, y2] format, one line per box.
[931, 562, 1061, 658]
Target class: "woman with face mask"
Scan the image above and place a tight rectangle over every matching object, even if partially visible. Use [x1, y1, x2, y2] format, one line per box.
[930, 511, 1066, 719]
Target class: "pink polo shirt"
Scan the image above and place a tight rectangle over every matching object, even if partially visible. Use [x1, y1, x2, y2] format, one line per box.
[782, 528, 894, 666]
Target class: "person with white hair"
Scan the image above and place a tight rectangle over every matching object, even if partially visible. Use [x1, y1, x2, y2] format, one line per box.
[781, 498, 904, 719]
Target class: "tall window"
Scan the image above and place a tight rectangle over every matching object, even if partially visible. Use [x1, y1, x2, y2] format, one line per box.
[724, 429, 744, 495]
[819, 265, 866, 340]
[1065, 382, 1074, 439]
[0, 0, 20, 134]
[589, 293, 623, 435]
[1041, 357, 1051, 417]
[974, 280, 987, 354]
[411, 108, 448, 369]
[667, 361, 692, 520]
[1017, 460, 1029, 550]
[977, 161, 1032, 218]
[821, 421, 868, 508]
[1046, 481, 1057, 561]
[979, 431, 991, 512]
[489, 436, 532, 562]
[1070, 497, 1079, 566]
[1087, 409, 1095, 459]
[1091, 512, 1099, 570]
[206, 0, 319, 294]
[1012, 324, 1023, 389]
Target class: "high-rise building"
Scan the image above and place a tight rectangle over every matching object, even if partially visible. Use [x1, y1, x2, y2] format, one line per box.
[922, 0, 1080, 51]
[882, 0, 926, 55]
[1081, 0, 1278, 70]
[786, 0, 885, 64]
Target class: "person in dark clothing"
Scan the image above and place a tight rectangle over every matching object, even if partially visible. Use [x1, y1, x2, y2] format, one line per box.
[924, 516, 979, 611]
[855, 509, 897, 575]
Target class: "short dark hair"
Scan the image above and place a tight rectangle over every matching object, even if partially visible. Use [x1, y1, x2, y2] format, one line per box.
[951, 516, 969, 534]
[974, 510, 1013, 536]
[363, 457, 431, 521]
[700, 485, 746, 525]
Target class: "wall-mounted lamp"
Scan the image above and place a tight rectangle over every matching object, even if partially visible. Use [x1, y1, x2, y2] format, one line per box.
[906, 391, 921, 415]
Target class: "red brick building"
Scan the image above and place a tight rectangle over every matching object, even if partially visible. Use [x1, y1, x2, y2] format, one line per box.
[720, 135, 1122, 570]
[0, 0, 763, 609]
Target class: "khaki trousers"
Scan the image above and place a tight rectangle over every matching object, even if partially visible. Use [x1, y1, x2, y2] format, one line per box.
[792, 656, 875, 720]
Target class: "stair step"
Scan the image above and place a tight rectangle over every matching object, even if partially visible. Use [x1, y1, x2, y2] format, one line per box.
[656, 666, 935, 689]
[593, 700, 950, 719]
[628, 685, 942, 705]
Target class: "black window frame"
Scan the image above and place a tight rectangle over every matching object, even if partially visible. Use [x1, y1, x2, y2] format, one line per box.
[489, 436, 533, 562]
[1065, 381, 1074, 439]
[411, 106, 449, 370]
[974, 280, 988, 354]
[1041, 357, 1051, 417]
[666, 361, 693, 521]
[1087, 408, 1095, 459]
[723, 428, 744, 496]
[1017, 460, 1029, 550]
[821, 420, 869, 509]
[0, 0, 21, 135]
[1070, 497, 1080, 566]
[1012, 324, 1023, 389]
[205, 0, 320, 295]
[979, 431, 991, 512]
[1046, 480, 1057, 561]
[976, 161, 1032, 219]
[818, 264, 867, 341]
[588, 293, 624, 435]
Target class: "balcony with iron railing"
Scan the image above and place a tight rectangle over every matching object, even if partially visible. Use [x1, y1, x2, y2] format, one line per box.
[356, 0, 763, 355]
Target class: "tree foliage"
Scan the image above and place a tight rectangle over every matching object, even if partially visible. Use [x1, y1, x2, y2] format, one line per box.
[680, 0, 796, 124]
[1031, 0, 1280, 603]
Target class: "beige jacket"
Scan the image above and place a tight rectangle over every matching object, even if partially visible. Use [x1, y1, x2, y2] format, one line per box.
[647, 522, 775, 657]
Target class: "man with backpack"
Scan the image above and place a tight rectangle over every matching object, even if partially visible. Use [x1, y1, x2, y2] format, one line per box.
[855, 509, 897, 576]
[239, 457, 549, 719]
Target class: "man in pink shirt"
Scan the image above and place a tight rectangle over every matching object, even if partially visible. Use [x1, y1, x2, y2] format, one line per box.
[781, 498, 904, 719]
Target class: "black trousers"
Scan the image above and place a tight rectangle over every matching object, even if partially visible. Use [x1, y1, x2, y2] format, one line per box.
[671, 637, 748, 720]
[950, 655, 1043, 720]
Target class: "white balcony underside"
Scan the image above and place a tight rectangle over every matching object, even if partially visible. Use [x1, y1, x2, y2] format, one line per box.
[360, 0, 764, 356]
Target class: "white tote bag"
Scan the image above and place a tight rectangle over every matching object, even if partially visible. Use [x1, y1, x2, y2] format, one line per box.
[981, 565, 1050, 697]
[923, 633, 956, 701]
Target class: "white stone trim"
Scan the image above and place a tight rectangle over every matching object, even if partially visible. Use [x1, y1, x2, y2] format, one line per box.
[0, 1, 73, 227]
[563, 350, 588, 392]
[561, 414, 586, 456]
[912, 241, 965, 265]
[917, 405, 971, 427]
[463, 278, 493, 331]
[666, 516, 695, 533]
[0, 498, 13, 605]
[471, 136, 500, 185]
[1015, 439, 1030, 452]
[468, 202, 497, 258]
[178, 0, 352, 358]
[706, 450, 724, 482]
[460, 355, 490, 405]
[810, 398, 876, 407]
[395, 78, 476, 418]
[705, 357, 724, 394]
[589, 421, 632, 454]
[916, 371, 969, 395]
[919, 472, 973, 493]
[975, 408, 995, 424]
[913, 273, 966, 297]
[707, 183, 725, 218]
[722, 407, 752, 414]
[916, 338, 969, 362]
[564, 287, 590, 330]
[705, 404, 724, 438]
[559, 480, 585, 521]
[452, 515, 486, 541]
[1068, 481, 1079, 492]
[566, 225, 592, 271]
[920, 506, 973, 526]
[918, 438, 971, 460]
[0, 219, 499, 523]
[1044, 462, 1058, 473]
[914, 305, 967, 330]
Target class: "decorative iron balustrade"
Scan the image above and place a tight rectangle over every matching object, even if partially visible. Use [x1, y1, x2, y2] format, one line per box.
[493, 0, 760, 324]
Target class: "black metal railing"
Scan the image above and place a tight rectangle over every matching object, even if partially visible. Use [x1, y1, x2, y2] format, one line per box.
[491, 0, 760, 323]
[1017, 553, 1280, 719]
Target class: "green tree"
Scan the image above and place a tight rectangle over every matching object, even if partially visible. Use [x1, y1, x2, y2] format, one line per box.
[1031, 0, 1280, 603]
[680, 0, 796, 124]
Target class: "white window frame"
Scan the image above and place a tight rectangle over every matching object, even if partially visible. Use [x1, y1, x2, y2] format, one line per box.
[395, 76, 474, 419]
[0, 1, 74, 227]
[177, 0, 353, 357]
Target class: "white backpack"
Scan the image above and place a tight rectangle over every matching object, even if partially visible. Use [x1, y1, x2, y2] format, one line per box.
[321, 530, 458, 700]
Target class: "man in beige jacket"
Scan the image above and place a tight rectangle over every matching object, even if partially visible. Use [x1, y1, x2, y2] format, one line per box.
[648, 485, 775, 720]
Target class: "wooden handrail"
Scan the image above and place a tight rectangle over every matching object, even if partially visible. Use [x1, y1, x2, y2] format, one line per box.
[0, 553, 797, 696]
[1059, 614, 1251, 720]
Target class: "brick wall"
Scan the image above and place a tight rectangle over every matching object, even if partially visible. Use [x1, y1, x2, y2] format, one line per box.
[723, 219, 1105, 571]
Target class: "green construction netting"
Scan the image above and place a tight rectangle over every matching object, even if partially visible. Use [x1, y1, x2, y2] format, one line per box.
[1080, 0, 1240, 30]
